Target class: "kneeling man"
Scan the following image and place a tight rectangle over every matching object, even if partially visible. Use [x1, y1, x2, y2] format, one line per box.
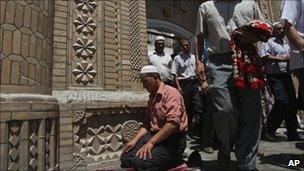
[120, 65, 188, 171]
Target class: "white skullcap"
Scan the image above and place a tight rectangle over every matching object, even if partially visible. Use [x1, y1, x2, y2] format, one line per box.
[155, 36, 165, 42]
[273, 21, 283, 29]
[140, 65, 159, 75]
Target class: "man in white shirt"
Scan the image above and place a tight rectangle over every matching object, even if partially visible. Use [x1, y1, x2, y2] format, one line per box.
[259, 23, 303, 141]
[281, 0, 304, 112]
[148, 36, 174, 86]
[172, 40, 203, 143]
[281, 0, 304, 58]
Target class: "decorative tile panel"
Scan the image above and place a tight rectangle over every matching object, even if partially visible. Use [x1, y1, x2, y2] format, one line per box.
[8, 121, 21, 170]
[72, 60, 97, 85]
[73, 108, 143, 168]
[71, 0, 97, 86]
[29, 120, 39, 170]
[73, 37, 96, 59]
[75, 0, 97, 14]
[74, 14, 97, 36]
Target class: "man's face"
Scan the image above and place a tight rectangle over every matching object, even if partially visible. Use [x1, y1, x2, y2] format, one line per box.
[273, 26, 285, 39]
[181, 42, 190, 53]
[140, 74, 158, 93]
[155, 40, 165, 52]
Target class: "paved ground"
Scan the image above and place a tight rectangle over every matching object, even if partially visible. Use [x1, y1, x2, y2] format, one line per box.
[183, 128, 304, 171]
[98, 128, 303, 171]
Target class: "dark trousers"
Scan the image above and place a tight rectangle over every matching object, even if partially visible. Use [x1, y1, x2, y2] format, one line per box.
[179, 80, 203, 128]
[201, 93, 216, 147]
[294, 68, 304, 110]
[120, 132, 186, 171]
[266, 73, 298, 138]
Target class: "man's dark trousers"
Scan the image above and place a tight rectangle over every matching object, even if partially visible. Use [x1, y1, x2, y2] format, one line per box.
[266, 73, 298, 138]
[120, 132, 186, 171]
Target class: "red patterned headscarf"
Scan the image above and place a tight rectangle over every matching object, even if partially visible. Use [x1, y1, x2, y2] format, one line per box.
[230, 20, 272, 90]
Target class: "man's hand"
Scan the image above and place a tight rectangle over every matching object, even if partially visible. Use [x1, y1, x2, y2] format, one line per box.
[281, 55, 290, 62]
[200, 81, 208, 94]
[195, 61, 205, 76]
[136, 142, 154, 159]
[122, 139, 137, 153]
[260, 55, 290, 62]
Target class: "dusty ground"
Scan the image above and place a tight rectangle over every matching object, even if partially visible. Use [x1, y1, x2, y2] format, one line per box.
[97, 128, 303, 171]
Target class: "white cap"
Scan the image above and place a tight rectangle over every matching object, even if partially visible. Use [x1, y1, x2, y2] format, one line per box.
[155, 36, 165, 42]
[273, 21, 283, 29]
[140, 65, 159, 75]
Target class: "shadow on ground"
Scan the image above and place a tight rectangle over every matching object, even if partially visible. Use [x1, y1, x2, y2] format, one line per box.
[259, 153, 304, 170]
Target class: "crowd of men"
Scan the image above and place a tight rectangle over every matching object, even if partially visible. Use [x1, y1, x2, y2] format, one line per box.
[120, 0, 304, 171]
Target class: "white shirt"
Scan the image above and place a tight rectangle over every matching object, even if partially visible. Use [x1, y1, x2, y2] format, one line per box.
[196, 0, 264, 55]
[281, 0, 304, 70]
[259, 37, 290, 74]
[171, 53, 196, 80]
[148, 52, 173, 82]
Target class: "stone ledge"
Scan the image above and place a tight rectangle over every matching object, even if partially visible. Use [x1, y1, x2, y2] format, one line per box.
[0, 94, 59, 113]
[0, 111, 58, 122]
[58, 100, 147, 111]
[52, 90, 149, 104]
[0, 93, 58, 103]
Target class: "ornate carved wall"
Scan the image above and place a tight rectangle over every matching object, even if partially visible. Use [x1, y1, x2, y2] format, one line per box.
[0, 0, 283, 170]
[0, 0, 54, 94]
[258, 0, 281, 23]
[51, 0, 149, 169]
[0, 1, 59, 170]
[52, 0, 147, 92]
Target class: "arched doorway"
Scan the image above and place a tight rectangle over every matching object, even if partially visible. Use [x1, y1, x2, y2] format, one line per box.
[147, 19, 195, 56]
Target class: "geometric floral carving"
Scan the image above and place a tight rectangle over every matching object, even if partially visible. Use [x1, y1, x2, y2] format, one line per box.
[121, 120, 140, 142]
[9, 148, 18, 161]
[30, 146, 38, 156]
[73, 109, 143, 168]
[129, 0, 142, 71]
[29, 158, 37, 169]
[8, 121, 20, 170]
[29, 121, 39, 170]
[73, 37, 96, 59]
[9, 135, 19, 147]
[73, 153, 87, 167]
[30, 133, 37, 143]
[8, 163, 18, 171]
[72, 60, 97, 85]
[73, 107, 86, 123]
[74, 0, 97, 14]
[87, 127, 106, 155]
[74, 14, 96, 36]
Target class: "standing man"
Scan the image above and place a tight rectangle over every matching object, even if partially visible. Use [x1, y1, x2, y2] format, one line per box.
[195, 1, 267, 170]
[148, 36, 174, 86]
[281, 0, 304, 111]
[260, 22, 303, 141]
[120, 65, 188, 171]
[281, 0, 304, 58]
[172, 40, 203, 138]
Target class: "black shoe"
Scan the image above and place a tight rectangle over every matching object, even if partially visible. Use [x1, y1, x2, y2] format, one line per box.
[187, 150, 202, 167]
[261, 133, 280, 142]
[218, 151, 231, 166]
[288, 134, 304, 141]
